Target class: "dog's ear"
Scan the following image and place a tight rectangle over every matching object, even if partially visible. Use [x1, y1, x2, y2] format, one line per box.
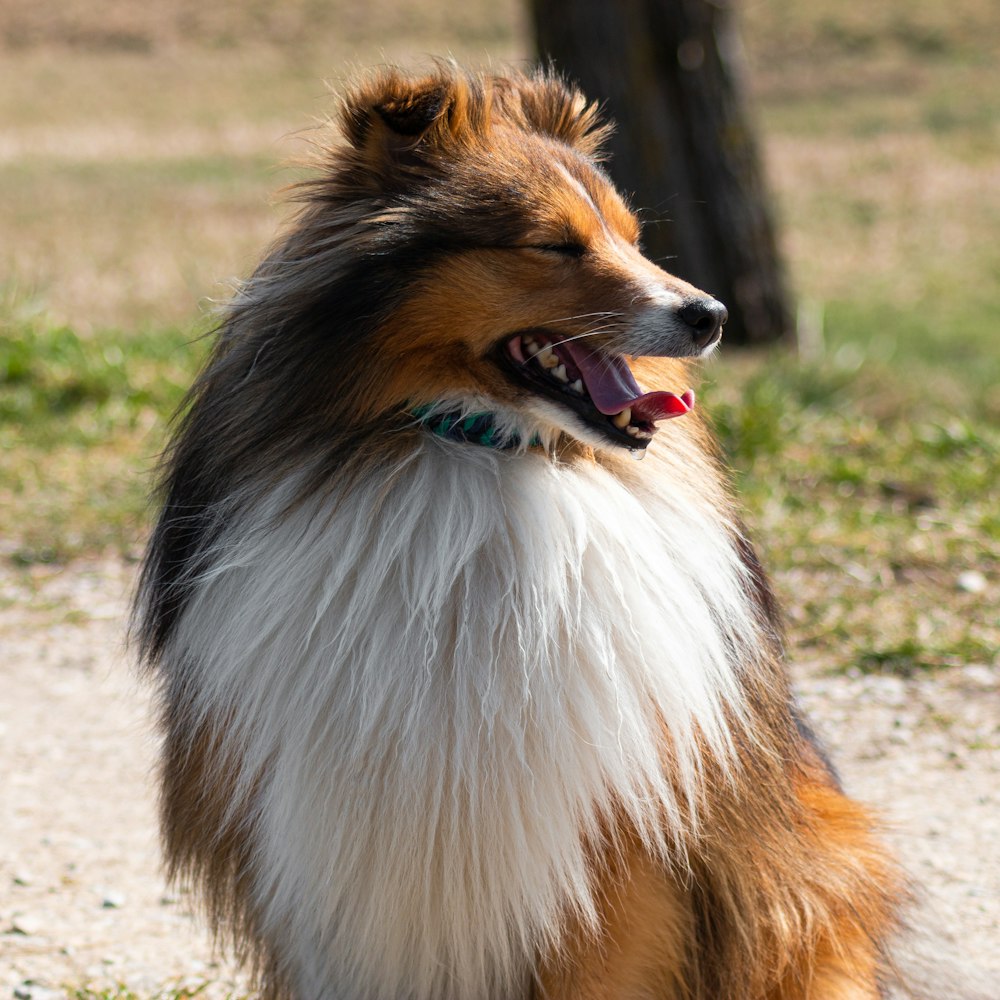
[372, 86, 449, 138]
[341, 72, 454, 182]
[515, 72, 610, 159]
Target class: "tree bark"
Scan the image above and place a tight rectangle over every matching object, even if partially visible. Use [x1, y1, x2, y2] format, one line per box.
[530, 0, 794, 348]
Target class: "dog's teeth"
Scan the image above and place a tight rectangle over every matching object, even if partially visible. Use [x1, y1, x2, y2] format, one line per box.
[552, 364, 569, 382]
[569, 379, 584, 395]
[612, 408, 632, 429]
[536, 346, 558, 369]
[634, 428, 654, 440]
[626, 424, 640, 437]
[524, 338, 539, 356]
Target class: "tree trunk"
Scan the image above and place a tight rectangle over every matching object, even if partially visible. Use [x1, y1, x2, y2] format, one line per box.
[529, 0, 794, 348]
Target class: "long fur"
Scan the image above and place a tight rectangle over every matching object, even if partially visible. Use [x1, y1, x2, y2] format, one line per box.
[135, 64, 915, 1000]
[164, 437, 766, 998]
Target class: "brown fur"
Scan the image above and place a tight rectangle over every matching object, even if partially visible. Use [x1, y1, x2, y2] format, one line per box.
[534, 672, 903, 1000]
[158, 694, 276, 984]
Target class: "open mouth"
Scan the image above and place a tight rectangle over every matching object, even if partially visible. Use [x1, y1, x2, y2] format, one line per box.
[502, 331, 695, 449]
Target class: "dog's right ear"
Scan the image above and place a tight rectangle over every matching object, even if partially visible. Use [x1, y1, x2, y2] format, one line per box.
[341, 72, 454, 183]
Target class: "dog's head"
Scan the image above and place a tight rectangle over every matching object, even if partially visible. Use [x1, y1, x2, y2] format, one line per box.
[226, 65, 725, 455]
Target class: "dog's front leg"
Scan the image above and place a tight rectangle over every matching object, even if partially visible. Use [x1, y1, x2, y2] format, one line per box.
[534, 766, 899, 1000]
[533, 828, 693, 1000]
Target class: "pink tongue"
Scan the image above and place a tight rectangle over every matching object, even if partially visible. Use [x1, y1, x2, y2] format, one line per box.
[563, 342, 694, 422]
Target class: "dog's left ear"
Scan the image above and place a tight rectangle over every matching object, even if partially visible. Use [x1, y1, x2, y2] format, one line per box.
[372, 87, 448, 139]
[341, 72, 455, 183]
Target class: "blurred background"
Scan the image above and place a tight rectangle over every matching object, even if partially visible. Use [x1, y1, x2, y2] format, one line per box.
[0, 0, 997, 994]
[2, 0, 996, 672]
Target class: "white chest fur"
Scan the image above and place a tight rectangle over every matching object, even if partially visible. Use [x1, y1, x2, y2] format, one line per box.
[169, 439, 760, 1000]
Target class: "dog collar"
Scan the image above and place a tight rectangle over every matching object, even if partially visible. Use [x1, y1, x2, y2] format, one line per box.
[410, 405, 541, 450]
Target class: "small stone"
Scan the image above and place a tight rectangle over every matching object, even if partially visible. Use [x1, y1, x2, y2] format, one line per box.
[957, 570, 987, 594]
[14, 988, 61, 1000]
[10, 914, 43, 936]
[962, 664, 995, 688]
[867, 675, 907, 707]
[101, 891, 126, 909]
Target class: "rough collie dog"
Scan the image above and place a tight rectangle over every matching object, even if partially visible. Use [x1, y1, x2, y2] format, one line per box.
[134, 66, 907, 999]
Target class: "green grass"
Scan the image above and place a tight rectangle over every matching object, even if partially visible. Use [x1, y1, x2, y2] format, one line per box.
[703, 302, 999, 676]
[1, 299, 207, 561]
[4, 287, 996, 678]
[67, 985, 240, 1000]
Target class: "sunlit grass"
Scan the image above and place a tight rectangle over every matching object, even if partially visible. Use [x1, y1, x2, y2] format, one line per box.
[4, 286, 996, 681]
[1, 301, 207, 561]
[704, 316, 999, 677]
[66, 984, 246, 1000]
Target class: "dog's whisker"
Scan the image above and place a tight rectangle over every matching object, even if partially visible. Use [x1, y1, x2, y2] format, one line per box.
[548, 328, 622, 350]
[534, 310, 622, 326]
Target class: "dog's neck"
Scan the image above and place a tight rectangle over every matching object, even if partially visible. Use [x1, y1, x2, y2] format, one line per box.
[410, 403, 541, 450]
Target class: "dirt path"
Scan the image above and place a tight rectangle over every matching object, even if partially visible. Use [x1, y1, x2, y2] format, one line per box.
[0, 560, 247, 998]
[1, 559, 997, 997]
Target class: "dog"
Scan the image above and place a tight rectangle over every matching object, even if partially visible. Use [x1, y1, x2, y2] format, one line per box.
[134, 65, 912, 999]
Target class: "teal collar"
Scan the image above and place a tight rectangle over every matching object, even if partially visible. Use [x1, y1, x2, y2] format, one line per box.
[410, 404, 541, 450]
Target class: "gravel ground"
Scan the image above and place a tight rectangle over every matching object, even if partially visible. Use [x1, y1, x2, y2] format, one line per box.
[1, 559, 997, 998]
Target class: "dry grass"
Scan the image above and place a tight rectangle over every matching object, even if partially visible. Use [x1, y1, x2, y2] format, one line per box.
[0, 0, 526, 329]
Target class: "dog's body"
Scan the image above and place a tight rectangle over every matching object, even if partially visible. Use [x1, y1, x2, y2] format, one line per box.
[135, 67, 906, 999]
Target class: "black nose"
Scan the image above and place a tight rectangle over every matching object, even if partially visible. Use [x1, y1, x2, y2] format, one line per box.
[678, 297, 727, 350]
